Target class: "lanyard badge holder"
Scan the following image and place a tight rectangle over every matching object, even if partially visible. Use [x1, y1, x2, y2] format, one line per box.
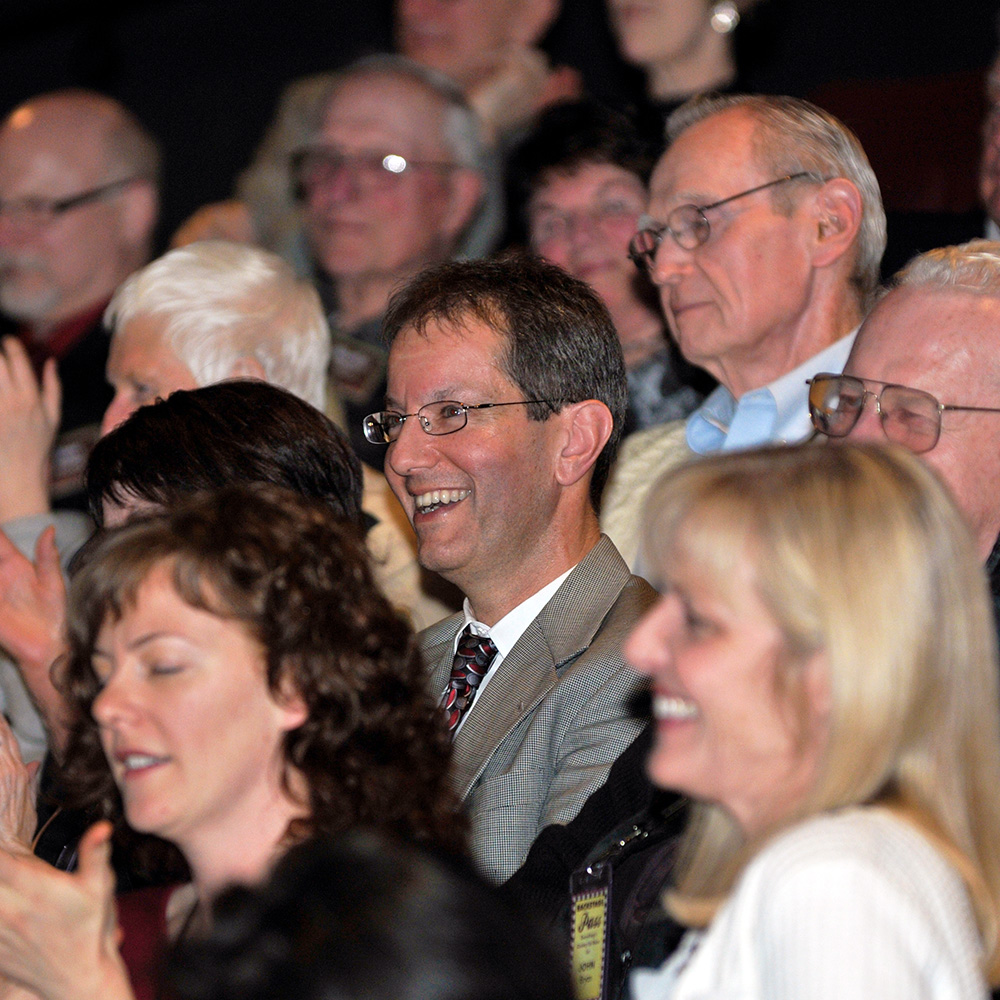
[570, 861, 612, 1000]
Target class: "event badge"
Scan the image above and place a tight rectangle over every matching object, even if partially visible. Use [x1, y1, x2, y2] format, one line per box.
[570, 861, 612, 1000]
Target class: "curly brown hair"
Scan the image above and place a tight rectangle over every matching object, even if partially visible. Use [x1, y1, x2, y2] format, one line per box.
[57, 484, 465, 860]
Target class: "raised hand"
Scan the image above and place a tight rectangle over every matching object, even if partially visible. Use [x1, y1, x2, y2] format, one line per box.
[0, 338, 61, 523]
[0, 525, 71, 752]
[0, 822, 134, 1000]
[0, 715, 39, 855]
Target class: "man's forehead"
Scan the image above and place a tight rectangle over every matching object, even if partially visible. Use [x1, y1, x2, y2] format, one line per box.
[651, 108, 761, 204]
[110, 314, 178, 364]
[848, 286, 1000, 389]
[0, 121, 104, 193]
[387, 315, 508, 386]
[321, 75, 448, 154]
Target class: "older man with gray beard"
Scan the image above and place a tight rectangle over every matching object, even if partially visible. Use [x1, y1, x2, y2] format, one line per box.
[0, 90, 159, 513]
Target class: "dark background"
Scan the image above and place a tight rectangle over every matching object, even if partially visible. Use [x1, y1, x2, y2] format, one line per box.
[1, 0, 997, 252]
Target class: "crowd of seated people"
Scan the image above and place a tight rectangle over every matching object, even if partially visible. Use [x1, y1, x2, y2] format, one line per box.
[1, 9, 1000, 998]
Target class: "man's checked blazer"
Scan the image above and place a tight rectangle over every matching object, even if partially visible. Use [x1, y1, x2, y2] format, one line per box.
[419, 535, 654, 883]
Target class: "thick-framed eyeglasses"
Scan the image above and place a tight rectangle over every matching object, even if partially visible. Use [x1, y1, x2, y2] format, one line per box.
[291, 145, 455, 199]
[807, 372, 1000, 454]
[364, 399, 559, 445]
[0, 177, 139, 230]
[628, 171, 823, 271]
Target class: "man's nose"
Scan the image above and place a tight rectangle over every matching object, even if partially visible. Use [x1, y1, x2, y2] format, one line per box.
[842, 390, 882, 442]
[648, 233, 694, 287]
[386, 415, 437, 478]
[100, 390, 137, 437]
[566, 212, 602, 249]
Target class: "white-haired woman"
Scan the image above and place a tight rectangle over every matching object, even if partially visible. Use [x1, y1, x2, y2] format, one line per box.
[627, 442, 1000, 998]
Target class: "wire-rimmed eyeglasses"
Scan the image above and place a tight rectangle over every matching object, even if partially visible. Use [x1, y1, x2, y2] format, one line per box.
[0, 177, 140, 230]
[628, 171, 824, 271]
[363, 399, 560, 445]
[291, 145, 456, 200]
[807, 372, 1000, 454]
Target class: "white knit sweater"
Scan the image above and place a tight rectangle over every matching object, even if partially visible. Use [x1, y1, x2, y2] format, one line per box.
[630, 808, 988, 1000]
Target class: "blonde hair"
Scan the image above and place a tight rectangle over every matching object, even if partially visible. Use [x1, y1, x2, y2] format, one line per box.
[639, 443, 1000, 982]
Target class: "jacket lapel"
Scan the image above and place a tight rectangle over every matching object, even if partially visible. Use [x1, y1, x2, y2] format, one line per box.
[447, 536, 633, 799]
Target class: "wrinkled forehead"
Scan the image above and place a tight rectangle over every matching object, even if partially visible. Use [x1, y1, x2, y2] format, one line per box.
[847, 286, 1000, 398]
[651, 108, 763, 205]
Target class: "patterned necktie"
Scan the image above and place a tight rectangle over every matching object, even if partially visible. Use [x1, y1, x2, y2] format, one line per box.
[441, 625, 499, 735]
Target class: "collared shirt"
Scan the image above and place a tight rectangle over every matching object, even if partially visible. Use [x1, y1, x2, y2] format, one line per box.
[448, 566, 574, 733]
[685, 329, 858, 454]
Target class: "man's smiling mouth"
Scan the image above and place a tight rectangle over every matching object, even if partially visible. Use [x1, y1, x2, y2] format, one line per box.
[414, 489, 471, 513]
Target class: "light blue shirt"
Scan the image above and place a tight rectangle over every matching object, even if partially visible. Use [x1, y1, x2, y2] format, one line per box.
[685, 330, 858, 454]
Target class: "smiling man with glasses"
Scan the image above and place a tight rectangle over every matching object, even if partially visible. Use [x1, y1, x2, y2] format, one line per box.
[375, 251, 651, 883]
[601, 93, 886, 568]
[829, 241, 1000, 574]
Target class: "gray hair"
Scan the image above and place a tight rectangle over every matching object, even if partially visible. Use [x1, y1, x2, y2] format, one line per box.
[104, 240, 330, 410]
[667, 94, 886, 307]
[310, 54, 501, 258]
[895, 239, 1000, 296]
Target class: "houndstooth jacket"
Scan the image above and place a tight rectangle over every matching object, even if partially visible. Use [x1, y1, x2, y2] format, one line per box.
[420, 535, 653, 883]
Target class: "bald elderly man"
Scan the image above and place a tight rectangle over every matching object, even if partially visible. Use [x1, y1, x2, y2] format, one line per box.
[815, 240, 1000, 580]
[0, 89, 159, 513]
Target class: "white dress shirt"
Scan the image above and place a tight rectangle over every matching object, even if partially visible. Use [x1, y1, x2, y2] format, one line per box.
[448, 566, 574, 734]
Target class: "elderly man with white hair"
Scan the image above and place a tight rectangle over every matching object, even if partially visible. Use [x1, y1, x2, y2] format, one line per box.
[601, 93, 885, 568]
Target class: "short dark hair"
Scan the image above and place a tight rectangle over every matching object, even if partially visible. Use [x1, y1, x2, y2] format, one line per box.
[508, 99, 656, 242]
[382, 250, 628, 508]
[86, 381, 364, 531]
[166, 830, 575, 1000]
[59, 485, 465, 859]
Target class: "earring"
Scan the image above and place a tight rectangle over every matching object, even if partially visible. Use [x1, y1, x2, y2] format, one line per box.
[710, 1, 740, 33]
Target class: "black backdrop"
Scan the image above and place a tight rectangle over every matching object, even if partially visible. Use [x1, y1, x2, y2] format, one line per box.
[1, 0, 997, 247]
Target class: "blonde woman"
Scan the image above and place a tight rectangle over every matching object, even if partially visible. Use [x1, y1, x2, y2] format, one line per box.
[626, 443, 1000, 998]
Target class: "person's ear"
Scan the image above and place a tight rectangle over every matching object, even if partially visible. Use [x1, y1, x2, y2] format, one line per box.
[441, 169, 485, 244]
[809, 178, 863, 271]
[553, 399, 613, 488]
[226, 355, 267, 381]
[119, 179, 158, 249]
[274, 673, 309, 733]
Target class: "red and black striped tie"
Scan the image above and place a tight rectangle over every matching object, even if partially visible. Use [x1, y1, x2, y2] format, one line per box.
[441, 625, 499, 735]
